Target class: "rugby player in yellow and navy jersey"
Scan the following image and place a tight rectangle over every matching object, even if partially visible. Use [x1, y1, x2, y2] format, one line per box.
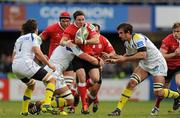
[103, 23, 180, 116]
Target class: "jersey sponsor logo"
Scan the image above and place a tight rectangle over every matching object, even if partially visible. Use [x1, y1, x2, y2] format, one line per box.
[137, 41, 144, 47]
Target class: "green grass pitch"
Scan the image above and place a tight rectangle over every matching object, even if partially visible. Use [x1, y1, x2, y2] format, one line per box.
[0, 100, 179, 118]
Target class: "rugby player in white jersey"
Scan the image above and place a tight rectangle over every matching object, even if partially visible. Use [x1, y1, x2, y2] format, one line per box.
[103, 23, 180, 116]
[12, 19, 56, 116]
[43, 40, 101, 113]
[27, 27, 102, 115]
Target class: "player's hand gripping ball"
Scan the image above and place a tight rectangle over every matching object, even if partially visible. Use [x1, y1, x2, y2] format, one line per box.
[75, 25, 89, 45]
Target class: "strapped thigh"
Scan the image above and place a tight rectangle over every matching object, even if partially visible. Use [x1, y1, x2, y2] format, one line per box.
[21, 77, 36, 86]
[153, 82, 163, 91]
[130, 73, 141, 84]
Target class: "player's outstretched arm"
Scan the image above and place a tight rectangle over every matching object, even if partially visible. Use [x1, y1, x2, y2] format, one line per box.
[32, 46, 56, 71]
[78, 53, 102, 66]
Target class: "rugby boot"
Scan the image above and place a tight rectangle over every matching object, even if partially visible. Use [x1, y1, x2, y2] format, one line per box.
[173, 96, 180, 111]
[81, 104, 89, 114]
[150, 107, 159, 115]
[108, 108, 121, 116]
[92, 97, 99, 113]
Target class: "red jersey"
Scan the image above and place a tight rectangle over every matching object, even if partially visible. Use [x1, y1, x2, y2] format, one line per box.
[91, 35, 115, 57]
[160, 34, 180, 69]
[63, 23, 97, 55]
[41, 22, 64, 57]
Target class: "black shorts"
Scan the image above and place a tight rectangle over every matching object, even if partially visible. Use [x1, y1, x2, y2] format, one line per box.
[72, 56, 99, 73]
[21, 67, 48, 84]
[65, 62, 74, 71]
[165, 66, 180, 83]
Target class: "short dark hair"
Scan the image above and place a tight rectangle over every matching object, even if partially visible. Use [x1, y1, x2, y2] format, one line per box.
[117, 23, 133, 34]
[73, 10, 85, 20]
[21, 19, 38, 35]
[92, 23, 100, 31]
[172, 22, 180, 30]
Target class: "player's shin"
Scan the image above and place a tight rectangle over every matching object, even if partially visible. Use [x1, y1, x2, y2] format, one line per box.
[78, 82, 88, 107]
[117, 73, 140, 110]
[22, 87, 33, 113]
[162, 89, 179, 98]
[117, 88, 133, 110]
[42, 74, 56, 106]
[51, 97, 67, 108]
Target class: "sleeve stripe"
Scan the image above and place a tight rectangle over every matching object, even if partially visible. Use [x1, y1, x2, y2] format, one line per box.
[31, 33, 34, 41]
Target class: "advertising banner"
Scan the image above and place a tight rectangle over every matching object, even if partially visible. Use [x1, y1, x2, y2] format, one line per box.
[26, 4, 128, 32]
[155, 6, 180, 29]
[128, 6, 152, 31]
[3, 4, 26, 30]
[9, 79, 149, 101]
[0, 3, 152, 32]
[0, 79, 9, 100]
[98, 79, 150, 101]
[9, 79, 45, 101]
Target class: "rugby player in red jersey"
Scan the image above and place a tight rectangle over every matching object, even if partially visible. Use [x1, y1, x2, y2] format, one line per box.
[86, 23, 115, 112]
[151, 22, 180, 115]
[40, 11, 71, 57]
[60, 10, 101, 114]
[40, 11, 77, 114]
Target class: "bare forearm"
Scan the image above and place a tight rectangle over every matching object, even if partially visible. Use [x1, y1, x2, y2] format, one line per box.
[79, 53, 99, 65]
[35, 52, 50, 66]
[124, 52, 146, 62]
[162, 52, 176, 59]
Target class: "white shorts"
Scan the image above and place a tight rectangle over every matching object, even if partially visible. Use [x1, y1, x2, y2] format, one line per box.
[49, 71, 67, 89]
[12, 59, 40, 79]
[55, 76, 67, 89]
[139, 58, 167, 76]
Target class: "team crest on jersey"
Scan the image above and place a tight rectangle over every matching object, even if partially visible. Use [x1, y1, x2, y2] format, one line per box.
[137, 41, 144, 47]
[89, 24, 95, 31]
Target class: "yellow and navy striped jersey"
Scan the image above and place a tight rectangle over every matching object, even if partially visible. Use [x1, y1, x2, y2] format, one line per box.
[124, 33, 164, 68]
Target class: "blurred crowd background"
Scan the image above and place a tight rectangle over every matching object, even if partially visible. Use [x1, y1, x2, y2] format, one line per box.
[0, 0, 179, 79]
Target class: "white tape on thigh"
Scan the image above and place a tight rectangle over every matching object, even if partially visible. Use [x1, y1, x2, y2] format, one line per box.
[130, 73, 141, 84]
[64, 76, 75, 86]
[42, 73, 53, 82]
[61, 90, 73, 100]
[26, 79, 36, 86]
[153, 83, 163, 91]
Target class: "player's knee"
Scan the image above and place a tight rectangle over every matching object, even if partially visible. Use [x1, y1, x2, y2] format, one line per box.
[27, 79, 36, 90]
[127, 80, 137, 89]
[89, 89, 98, 97]
[91, 76, 100, 83]
[61, 89, 74, 100]
[43, 72, 57, 84]
[153, 82, 164, 97]
[128, 73, 141, 89]
[64, 76, 75, 86]
[154, 89, 164, 97]
[66, 98, 74, 106]
[130, 73, 141, 83]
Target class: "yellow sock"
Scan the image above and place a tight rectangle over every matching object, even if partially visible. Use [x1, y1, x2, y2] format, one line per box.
[117, 88, 133, 110]
[43, 83, 55, 105]
[51, 97, 67, 108]
[163, 89, 179, 98]
[22, 88, 33, 113]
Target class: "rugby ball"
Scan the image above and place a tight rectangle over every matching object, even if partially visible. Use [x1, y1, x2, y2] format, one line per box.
[75, 26, 89, 44]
